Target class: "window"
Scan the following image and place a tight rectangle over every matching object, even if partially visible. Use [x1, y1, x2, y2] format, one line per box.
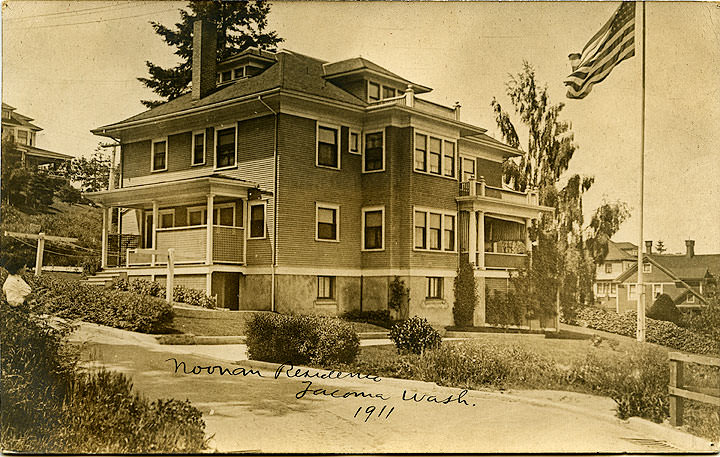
[349, 129, 361, 155]
[643, 262, 652, 273]
[188, 207, 205, 226]
[192, 131, 205, 166]
[609, 283, 618, 297]
[317, 276, 335, 300]
[187, 203, 238, 227]
[687, 293, 695, 303]
[362, 207, 384, 251]
[382, 86, 396, 99]
[17, 130, 28, 145]
[152, 139, 167, 172]
[628, 284, 637, 300]
[221, 70, 232, 82]
[368, 82, 380, 101]
[249, 202, 266, 239]
[364, 131, 384, 172]
[414, 131, 456, 178]
[444, 215, 455, 251]
[597, 282, 607, 297]
[605, 263, 613, 273]
[317, 125, 339, 168]
[316, 203, 339, 242]
[215, 126, 236, 169]
[233, 67, 245, 79]
[414, 211, 426, 249]
[429, 137, 441, 174]
[429, 213, 442, 250]
[414, 208, 456, 252]
[414, 133, 427, 171]
[461, 157, 476, 181]
[427, 277, 443, 299]
[652, 284, 663, 298]
[443, 141, 455, 177]
[159, 209, 175, 229]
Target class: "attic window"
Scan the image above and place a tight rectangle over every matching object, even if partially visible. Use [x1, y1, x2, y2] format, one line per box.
[233, 67, 245, 79]
[643, 263, 652, 273]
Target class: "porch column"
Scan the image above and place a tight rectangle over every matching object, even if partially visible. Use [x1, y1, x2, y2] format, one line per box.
[468, 210, 477, 267]
[525, 218, 533, 269]
[101, 207, 109, 269]
[151, 201, 158, 266]
[477, 211, 485, 269]
[206, 193, 214, 265]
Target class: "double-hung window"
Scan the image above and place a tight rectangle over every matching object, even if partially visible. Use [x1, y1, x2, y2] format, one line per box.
[382, 86, 396, 99]
[605, 263, 613, 273]
[364, 131, 384, 172]
[652, 284, 663, 298]
[414, 208, 456, 253]
[215, 126, 236, 169]
[192, 130, 205, 166]
[628, 284, 637, 300]
[152, 138, 167, 172]
[317, 125, 339, 169]
[427, 277, 443, 299]
[316, 203, 339, 242]
[362, 207, 384, 251]
[317, 276, 335, 300]
[414, 132, 456, 178]
[368, 82, 381, 102]
[17, 130, 28, 145]
[349, 129, 361, 155]
[249, 202, 266, 239]
[461, 157, 476, 181]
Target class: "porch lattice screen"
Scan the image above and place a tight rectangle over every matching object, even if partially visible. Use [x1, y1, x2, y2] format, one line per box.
[107, 234, 140, 267]
[212, 226, 245, 263]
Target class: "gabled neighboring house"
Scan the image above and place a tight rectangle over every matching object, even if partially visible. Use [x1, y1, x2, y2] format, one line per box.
[596, 239, 719, 313]
[1, 103, 73, 167]
[86, 20, 553, 326]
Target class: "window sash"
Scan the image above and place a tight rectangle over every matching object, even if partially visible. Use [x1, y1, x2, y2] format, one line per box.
[427, 277, 442, 299]
[160, 212, 174, 229]
[364, 210, 383, 250]
[193, 133, 205, 165]
[429, 213, 441, 250]
[365, 132, 383, 171]
[444, 215, 455, 251]
[250, 204, 265, 238]
[429, 138, 442, 174]
[216, 128, 236, 168]
[462, 157, 475, 181]
[414, 211, 426, 249]
[382, 86, 395, 99]
[414, 133, 427, 171]
[317, 207, 337, 240]
[443, 141, 455, 177]
[188, 209, 204, 226]
[318, 276, 335, 299]
[605, 263, 612, 273]
[349, 132, 360, 153]
[216, 206, 234, 226]
[368, 82, 380, 101]
[152, 140, 167, 171]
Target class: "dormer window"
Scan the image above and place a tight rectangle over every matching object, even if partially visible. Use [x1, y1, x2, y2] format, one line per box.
[367, 81, 400, 103]
[368, 82, 380, 102]
[234, 67, 245, 79]
[221, 70, 232, 82]
[382, 86, 396, 99]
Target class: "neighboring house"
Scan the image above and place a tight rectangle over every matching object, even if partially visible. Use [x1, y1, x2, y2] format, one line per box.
[1, 103, 73, 167]
[86, 20, 553, 326]
[595, 239, 719, 312]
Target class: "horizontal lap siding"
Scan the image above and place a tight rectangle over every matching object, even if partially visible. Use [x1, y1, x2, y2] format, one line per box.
[277, 113, 362, 269]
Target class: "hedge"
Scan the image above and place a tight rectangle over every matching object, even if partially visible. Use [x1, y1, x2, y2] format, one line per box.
[573, 307, 719, 355]
[245, 313, 359, 365]
[29, 274, 173, 334]
[114, 278, 216, 309]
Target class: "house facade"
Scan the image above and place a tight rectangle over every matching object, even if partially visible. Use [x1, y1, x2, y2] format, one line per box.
[1, 103, 73, 167]
[87, 21, 553, 326]
[595, 240, 719, 313]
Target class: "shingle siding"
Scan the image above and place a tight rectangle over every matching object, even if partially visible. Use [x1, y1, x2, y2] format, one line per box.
[476, 157, 503, 187]
[122, 140, 151, 179]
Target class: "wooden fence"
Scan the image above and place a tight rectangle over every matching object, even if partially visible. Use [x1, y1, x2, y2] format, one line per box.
[668, 351, 720, 426]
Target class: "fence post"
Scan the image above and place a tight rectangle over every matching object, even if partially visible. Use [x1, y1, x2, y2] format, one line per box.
[669, 358, 684, 426]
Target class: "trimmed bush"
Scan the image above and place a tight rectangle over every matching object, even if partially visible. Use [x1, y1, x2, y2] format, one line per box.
[114, 278, 216, 309]
[29, 274, 173, 333]
[389, 316, 442, 355]
[245, 313, 359, 365]
[453, 260, 477, 327]
[571, 345, 669, 422]
[647, 293, 681, 324]
[572, 307, 719, 355]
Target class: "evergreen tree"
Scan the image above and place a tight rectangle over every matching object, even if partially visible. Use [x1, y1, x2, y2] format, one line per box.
[655, 240, 666, 254]
[138, 0, 283, 108]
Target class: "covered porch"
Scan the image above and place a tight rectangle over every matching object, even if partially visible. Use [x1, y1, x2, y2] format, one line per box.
[86, 176, 260, 270]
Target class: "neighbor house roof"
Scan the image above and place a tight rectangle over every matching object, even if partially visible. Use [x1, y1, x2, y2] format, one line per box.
[605, 240, 636, 261]
[650, 253, 720, 280]
[16, 144, 73, 161]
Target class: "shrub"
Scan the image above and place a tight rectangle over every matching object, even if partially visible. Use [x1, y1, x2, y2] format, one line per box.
[647, 293, 681, 324]
[570, 345, 669, 422]
[29, 274, 173, 333]
[388, 276, 409, 318]
[389, 316, 442, 355]
[485, 289, 524, 327]
[114, 278, 216, 309]
[245, 313, 359, 365]
[573, 307, 719, 355]
[453, 260, 477, 327]
[342, 309, 392, 328]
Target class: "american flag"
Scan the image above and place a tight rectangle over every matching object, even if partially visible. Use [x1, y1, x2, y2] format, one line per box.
[564, 2, 636, 99]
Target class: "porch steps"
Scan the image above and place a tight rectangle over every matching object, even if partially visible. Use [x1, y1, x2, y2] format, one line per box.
[81, 270, 125, 287]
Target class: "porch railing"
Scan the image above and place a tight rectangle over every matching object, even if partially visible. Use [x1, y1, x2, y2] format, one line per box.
[459, 178, 539, 205]
[484, 252, 528, 270]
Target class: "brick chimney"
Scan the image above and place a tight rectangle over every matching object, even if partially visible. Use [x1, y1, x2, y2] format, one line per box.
[645, 240, 652, 254]
[192, 19, 217, 101]
[685, 240, 695, 258]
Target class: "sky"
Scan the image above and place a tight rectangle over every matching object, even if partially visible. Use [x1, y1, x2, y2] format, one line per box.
[2, 1, 719, 254]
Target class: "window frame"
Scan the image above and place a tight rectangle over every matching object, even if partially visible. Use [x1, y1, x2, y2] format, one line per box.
[361, 205, 385, 252]
[158, 209, 175, 229]
[248, 200, 267, 240]
[426, 277, 444, 300]
[628, 284, 638, 300]
[687, 293, 695, 303]
[362, 129, 385, 173]
[316, 122, 341, 170]
[652, 283, 664, 298]
[186, 202, 239, 227]
[191, 130, 206, 167]
[413, 207, 457, 253]
[317, 276, 336, 300]
[315, 202, 340, 242]
[348, 128, 362, 155]
[643, 262, 652, 273]
[150, 137, 168, 172]
[214, 125, 238, 171]
[461, 155, 476, 181]
[609, 283, 618, 297]
[413, 129, 457, 179]
[368, 81, 381, 102]
[605, 263, 613, 274]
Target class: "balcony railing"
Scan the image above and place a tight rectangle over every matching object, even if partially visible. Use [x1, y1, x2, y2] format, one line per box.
[126, 225, 245, 266]
[459, 178, 539, 206]
[367, 92, 459, 121]
[484, 252, 528, 270]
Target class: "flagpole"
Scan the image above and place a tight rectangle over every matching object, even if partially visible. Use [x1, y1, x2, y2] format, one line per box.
[636, 0, 647, 342]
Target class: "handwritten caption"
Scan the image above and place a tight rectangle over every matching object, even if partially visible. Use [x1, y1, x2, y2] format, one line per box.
[166, 358, 476, 421]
